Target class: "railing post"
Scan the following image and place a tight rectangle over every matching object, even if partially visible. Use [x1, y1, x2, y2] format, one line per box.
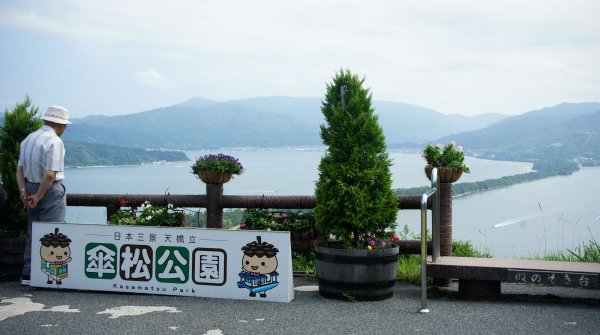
[418, 187, 435, 314]
[439, 182, 453, 257]
[432, 169, 440, 262]
[106, 203, 118, 222]
[432, 181, 453, 287]
[206, 183, 224, 228]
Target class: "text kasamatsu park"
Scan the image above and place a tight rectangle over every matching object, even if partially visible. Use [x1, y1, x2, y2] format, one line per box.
[32, 222, 294, 303]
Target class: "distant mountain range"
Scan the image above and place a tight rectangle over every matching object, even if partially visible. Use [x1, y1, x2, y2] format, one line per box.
[436, 102, 600, 164]
[62, 96, 507, 149]
[3, 98, 599, 168]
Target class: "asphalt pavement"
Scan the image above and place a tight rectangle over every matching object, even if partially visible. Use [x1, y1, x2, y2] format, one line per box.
[1, 277, 599, 335]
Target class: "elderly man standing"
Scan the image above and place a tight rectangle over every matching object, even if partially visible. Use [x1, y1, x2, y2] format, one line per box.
[16, 106, 71, 286]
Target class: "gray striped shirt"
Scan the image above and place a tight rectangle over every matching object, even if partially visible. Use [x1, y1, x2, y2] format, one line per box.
[18, 125, 65, 183]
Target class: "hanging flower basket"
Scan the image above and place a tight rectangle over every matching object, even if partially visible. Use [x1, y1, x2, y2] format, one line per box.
[191, 153, 244, 184]
[425, 165, 463, 183]
[198, 170, 233, 184]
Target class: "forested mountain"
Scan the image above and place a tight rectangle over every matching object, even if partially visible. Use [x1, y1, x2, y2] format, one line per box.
[397, 102, 600, 196]
[436, 102, 600, 165]
[63, 96, 507, 149]
[64, 141, 188, 167]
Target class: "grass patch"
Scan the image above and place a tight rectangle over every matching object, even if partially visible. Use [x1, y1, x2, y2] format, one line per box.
[395, 240, 491, 284]
[452, 240, 493, 258]
[528, 231, 600, 263]
[396, 254, 422, 283]
[292, 252, 316, 275]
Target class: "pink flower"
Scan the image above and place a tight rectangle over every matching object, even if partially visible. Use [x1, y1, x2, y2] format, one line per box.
[369, 239, 376, 246]
[380, 241, 386, 247]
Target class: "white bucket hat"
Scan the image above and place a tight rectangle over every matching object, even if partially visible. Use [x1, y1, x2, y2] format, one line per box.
[42, 106, 71, 124]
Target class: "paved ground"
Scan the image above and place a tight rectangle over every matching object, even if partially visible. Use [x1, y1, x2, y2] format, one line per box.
[1, 277, 599, 335]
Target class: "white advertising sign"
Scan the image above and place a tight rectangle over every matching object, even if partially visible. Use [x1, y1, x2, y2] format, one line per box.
[31, 222, 294, 303]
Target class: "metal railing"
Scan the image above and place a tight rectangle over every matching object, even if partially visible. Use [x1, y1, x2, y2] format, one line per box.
[419, 167, 439, 314]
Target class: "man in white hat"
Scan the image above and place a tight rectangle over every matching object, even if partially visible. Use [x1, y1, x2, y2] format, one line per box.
[15, 105, 71, 286]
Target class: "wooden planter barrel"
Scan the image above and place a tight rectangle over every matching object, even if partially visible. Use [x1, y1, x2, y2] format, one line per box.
[315, 245, 399, 301]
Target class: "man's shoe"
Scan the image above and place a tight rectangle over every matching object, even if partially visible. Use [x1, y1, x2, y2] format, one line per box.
[20, 276, 31, 286]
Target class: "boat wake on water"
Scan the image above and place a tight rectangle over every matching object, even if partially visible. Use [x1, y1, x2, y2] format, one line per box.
[493, 214, 540, 228]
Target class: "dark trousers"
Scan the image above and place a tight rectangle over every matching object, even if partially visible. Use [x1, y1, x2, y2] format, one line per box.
[23, 181, 67, 276]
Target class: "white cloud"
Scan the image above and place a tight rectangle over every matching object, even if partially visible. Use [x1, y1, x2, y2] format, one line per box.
[135, 68, 164, 88]
[1, 0, 599, 116]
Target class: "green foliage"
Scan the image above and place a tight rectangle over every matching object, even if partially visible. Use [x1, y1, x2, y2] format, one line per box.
[240, 209, 315, 231]
[452, 240, 492, 258]
[0, 96, 42, 236]
[423, 142, 470, 173]
[107, 209, 137, 225]
[292, 251, 316, 275]
[396, 255, 422, 283]
[191, 153, 244, 175]
[564, 237, 600, 263]
[315, 69, 398, 248]
[534, 231, 600, 263]
[108, 201, 184, 227]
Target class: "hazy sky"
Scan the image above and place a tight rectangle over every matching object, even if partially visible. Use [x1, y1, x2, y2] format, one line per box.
[1, 0, 599, 118]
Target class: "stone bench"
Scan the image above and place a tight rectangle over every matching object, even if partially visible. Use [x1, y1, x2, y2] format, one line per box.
[426, 256, 600, 299]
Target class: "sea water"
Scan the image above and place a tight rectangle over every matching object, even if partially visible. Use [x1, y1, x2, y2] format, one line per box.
[65, 147, 600, 257]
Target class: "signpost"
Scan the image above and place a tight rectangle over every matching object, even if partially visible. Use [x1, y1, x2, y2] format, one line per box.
[31, 222, 294, 303]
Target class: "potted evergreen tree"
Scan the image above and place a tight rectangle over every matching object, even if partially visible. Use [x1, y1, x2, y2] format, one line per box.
[314, 69, 399, 301]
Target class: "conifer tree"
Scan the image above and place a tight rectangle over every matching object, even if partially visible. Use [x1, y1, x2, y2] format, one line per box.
[315, 69, 398, 247]
[0, 96, 42, 235]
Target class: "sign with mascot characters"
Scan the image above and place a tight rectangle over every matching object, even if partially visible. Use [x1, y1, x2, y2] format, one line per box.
[31, 222, 294, 303]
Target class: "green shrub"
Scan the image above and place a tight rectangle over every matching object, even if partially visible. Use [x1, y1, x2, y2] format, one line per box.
[240, 209, 315, 231]
[0, 96, 42, 236]
[452, 240, 492, 258]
